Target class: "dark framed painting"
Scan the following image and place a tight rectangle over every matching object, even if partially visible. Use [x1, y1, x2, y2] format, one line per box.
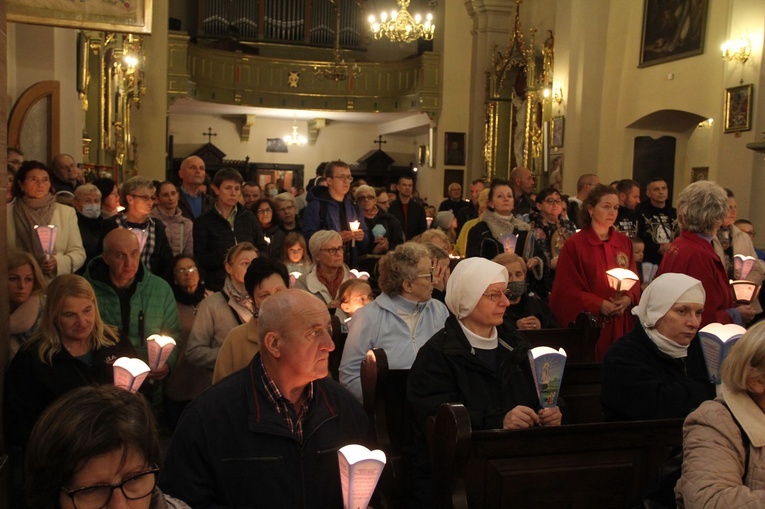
[444, 132, 466, 166]
[691, 167, 708, 182]
[723, 84, 753, 133]
[266, 138, 288, 153]
[550, 116, 564, 148]
[443, 169, 464, 198]
[639, 0, 708, 68]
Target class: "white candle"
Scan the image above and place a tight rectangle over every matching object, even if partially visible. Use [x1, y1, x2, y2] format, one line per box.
[349, 220, 361, 248]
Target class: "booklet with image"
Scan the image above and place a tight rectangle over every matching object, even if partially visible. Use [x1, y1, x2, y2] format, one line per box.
[528, 347, 567, 408]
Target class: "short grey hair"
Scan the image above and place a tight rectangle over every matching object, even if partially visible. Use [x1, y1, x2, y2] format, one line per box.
[378, 242, 431, 296]
[354, 184, 376, 200]
[676, 181, 729, 235]
[119, 176, 155, 207]
[273, 192, 296, 206]
[74, 183, 101, 201]
[308, 230, 342, 261]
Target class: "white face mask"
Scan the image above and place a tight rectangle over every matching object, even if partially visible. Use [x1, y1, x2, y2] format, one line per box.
[268, 188, 279, 197]
[81, 203, 102, 219]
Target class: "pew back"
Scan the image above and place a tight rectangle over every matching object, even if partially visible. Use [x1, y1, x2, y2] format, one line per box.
[431, 403, 683, 509]
[520, 312, 600, 363]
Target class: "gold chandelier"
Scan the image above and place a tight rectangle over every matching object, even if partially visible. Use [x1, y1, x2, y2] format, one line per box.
[314, 0, 361, 82]
[369, 0, 435, 44]
[283, 118, 307, 146]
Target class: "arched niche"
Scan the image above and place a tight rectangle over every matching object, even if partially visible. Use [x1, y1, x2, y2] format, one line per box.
[8, 80, 61, 164]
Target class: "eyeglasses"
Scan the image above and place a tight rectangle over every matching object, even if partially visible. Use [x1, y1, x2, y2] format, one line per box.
[543, 199, 563, 205]
[175, 266, 198, 275]
[357, 195, 375, 201]
[415, 268, 434, 283]
[482, 290, 510, 302]
[130, 194, 154, 202]
[61, 468, 159, 509]
[305, 324, 333, 341]
[346, 294, 374, 305]
[320, 246, 344, 256]
[256, 208, 273, 215]
[330, 175, 354, 182]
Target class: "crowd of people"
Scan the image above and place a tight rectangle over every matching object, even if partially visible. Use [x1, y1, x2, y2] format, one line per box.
[5, 148, 765, 507]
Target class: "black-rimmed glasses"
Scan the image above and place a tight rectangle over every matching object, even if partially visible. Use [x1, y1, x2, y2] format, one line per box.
[61, 468, 159, 509]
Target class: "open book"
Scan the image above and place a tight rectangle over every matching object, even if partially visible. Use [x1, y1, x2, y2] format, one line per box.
[734, 254, 756, 280]
[528, 347, 567, 408]
[699, 323, 746, 384]
[146, 334, 176, 371]
[338, 444, 386, 509]
[349, 269, 370, 280]
[113, 357, 150, 393]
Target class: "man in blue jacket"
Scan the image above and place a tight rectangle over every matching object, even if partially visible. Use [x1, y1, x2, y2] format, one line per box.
[159, 289, 370, 508]
[302, 160, 370, 267]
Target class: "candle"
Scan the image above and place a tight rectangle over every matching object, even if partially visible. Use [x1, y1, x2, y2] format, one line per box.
[349, 220, 361, 248]
[264, 236, 271, 245]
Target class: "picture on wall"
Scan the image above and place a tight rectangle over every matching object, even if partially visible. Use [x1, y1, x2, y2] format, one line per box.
[550, 116, 565, 149]
[266, 138, 288, 153]
[639, 0, 708, 68]
[723, 84, 753, 133]
[444, 132, 466, 166]
[692, 167, 709, 182]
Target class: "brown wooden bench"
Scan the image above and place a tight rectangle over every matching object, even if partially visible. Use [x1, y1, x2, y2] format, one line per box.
[520, 312, 600, 363]
[430, 403, 683, 509]
[560, 362, 603, 424]
[360, 348, 413, 508]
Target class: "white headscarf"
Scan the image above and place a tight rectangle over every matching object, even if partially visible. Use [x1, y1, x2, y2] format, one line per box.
[445, 258, 508, 319]
[632, 273, 706, 358]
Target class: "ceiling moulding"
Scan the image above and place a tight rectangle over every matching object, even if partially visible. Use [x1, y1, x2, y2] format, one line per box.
[307, 119, 327, 145]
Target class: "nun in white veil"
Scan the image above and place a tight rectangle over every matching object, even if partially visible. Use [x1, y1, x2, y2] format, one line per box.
[601, 272, 716, 421]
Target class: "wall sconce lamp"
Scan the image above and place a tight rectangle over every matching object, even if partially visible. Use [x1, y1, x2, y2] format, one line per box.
[721, 38, 752, 63]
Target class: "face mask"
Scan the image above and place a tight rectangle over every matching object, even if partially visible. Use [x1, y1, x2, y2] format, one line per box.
[268, 189, 278, 197]
[81, 203, 101, 219]
[506, 280, 527, 300]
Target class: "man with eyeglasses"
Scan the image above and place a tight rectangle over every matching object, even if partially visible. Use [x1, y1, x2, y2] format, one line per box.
[50, 153, 84, 206]
[274, 191, 302, 234]
[615, 179, 641, 238]
[160, 289, 369, 508]
[568, 173, 600, 228]
[438, 182, 471, 215]
[102, 176, 175, 282]
[302, 160, 370, 265]
[509, 166, 537, 216]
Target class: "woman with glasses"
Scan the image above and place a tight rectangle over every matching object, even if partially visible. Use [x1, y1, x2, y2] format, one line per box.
[527, 187, 577, 298]
[339, 242, 448, 401]
[25, 384, 189, 509]
[294, 230, 353, 306]
[185, 242, 258, 389]
[407, 257, 562, 506]
[549, 184, 640, 361]
[493, 253, 559, 331]
[7, 160, 86, 279]
[251, 197, 285, 259]
[163, 255, 212, 427]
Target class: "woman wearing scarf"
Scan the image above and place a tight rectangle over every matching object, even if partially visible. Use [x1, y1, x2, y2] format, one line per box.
[465, 179, 532, 260]
[7, 161, 85, 278]
[185, 242, 257, 389]
[8, 250, 47, 358]
[601, 273, 715, 422]
[163, 255, 212, 427]
[407, 257, 562, 507]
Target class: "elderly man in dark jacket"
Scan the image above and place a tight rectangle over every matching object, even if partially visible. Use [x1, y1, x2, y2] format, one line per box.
[193, 168, 268, 291]
[159, 289, 369, 509]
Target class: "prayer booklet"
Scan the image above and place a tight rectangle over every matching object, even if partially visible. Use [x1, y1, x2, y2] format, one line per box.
[699, 323, 747, 384]
[734, 254, 756, 279]
[146, 334, 176, 371]
[501, 233, 518, 254]
[349, 269, 370, 280]
[113, 357, 150, 393]
[338, 444, 386, 509]
[528, 347, 567, 408]
[641, 262, 659, 285]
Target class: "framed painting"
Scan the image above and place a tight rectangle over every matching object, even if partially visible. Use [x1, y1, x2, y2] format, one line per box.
[550, 116, 564, 149]
[723, 84, 753, 133]
[691, 167, 708, 182]
[444, 132, 466, 166]
[266, 138, 289, 153]
[8, 0, 153, 34]
[639, 0, 708, 68]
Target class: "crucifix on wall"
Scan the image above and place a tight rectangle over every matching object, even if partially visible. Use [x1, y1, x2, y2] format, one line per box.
[373, 135, 387, 150]
[203, 127, 217, 143]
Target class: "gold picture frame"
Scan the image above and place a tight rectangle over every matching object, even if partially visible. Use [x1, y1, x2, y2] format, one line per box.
[723, 84, 753, 133]
[8, 0, 153, 34]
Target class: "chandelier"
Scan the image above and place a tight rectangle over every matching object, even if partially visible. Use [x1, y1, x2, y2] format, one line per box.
[369, 0, 435, 44]
[283, 118, 307, 146]
[314, 0, 361, 82]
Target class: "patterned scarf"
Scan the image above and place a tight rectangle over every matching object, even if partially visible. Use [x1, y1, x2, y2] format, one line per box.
[482, 209, 530, 244]
[115, 214, 157, 271]
[224, 277, 256, 319]
[13, 194, 57, 260]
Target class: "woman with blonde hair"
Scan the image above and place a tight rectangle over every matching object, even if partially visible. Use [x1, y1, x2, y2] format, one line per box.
[8, 249, 47, 358]
[676, 321, 765, 506]
[4, 274, 136, 452]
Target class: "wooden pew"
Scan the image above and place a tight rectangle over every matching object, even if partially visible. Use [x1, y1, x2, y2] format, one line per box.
[360, 348, 413, 508]
[520, 312, 600, 363]
[430, 403, 683, 509]
[560, 362, 603, 424]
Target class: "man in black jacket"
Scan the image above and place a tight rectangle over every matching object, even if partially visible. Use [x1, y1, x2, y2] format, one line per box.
[159, 290, 369, 509]
[389, 175, 427, 240]
[193, 168, 268, 291]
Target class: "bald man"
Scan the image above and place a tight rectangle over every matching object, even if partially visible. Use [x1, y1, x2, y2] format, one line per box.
[509, 166, 537, 216]
[177, 155, 214, 220]
[84, 228, 180, 380]
[160, 289, 369, 508]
